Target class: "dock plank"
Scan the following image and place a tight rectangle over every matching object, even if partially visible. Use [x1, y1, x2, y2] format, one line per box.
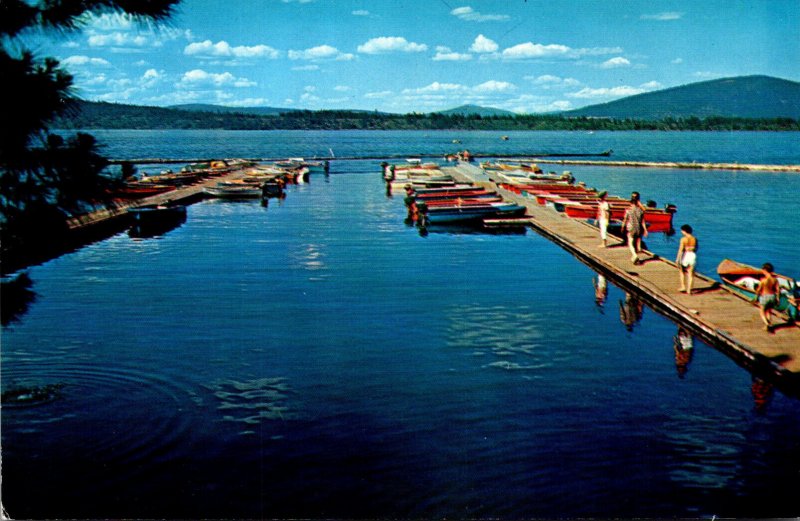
[446, 163, 800, 388]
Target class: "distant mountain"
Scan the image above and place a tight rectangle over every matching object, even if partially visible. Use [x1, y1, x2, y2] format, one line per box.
[564, 75, 800, 119]
[436, 104, 517, 117]
[169, 104, 296, 116]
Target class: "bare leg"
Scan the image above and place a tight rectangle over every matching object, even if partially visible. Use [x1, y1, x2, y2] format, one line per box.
[686, 266, 694, 294]
[678, 267, 686, 292]
[628, 234, 638, 263]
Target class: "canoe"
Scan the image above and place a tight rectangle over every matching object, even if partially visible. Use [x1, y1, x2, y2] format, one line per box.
[128, 203, 187, 222]
[112, 184, 176, 199]
[203, 185, 263, 199]
[717, 259, 798, 314]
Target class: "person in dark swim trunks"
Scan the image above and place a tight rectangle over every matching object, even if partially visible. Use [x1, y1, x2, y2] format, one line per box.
[754, 262, 780, 331]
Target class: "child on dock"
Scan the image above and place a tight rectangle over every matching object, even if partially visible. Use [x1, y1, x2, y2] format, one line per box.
[676, 224, 698, 294]
[754, 263, 780, 331]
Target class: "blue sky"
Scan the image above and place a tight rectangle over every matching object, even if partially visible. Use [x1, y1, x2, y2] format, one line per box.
[20, 0, 800, 113]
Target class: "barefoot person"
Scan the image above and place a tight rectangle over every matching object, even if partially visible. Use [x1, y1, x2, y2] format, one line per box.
[596, 191, 610, 248]
[754, 263, 780, 331]
[621, 192, 647, 264]
[676, 224, 698, 294]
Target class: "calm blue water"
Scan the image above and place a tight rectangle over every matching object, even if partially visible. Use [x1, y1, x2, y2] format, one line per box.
[2, 131, 800, 518]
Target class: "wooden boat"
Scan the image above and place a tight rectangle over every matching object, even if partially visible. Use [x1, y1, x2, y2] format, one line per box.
[112, 184, 176, 199]
[426, 202, 526, 223]
[203, 185, 263, 199]
[563, 203, 676, 232]
[717, 259, 798, 314]
[128, 203, 187, 224]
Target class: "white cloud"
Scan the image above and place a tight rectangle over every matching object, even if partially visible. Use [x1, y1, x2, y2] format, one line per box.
[282, 0, 315, 3]
[288, 44, 354, 61]
[365, 90, 393, 99]
[671, 58, 684, 64]
[62, 41, 81, 49]
[641, 12, 683, 21]
[80, 12, 135, 31]
[600, 56, 631, 69]
[334, 85, 351, 92]
[352, 9, 369, 16]
[88, 32, 152, 48]
[225, 98, 271, 107]
[568, 86, 646, 99]
[451, 6, 510, 22]
[502, 42, 571, 59]
[473, 80, 516, 92]
[292, 64, 320, 71]
[693, 71, 722, 79]
[184, 40, 279, 59]
[526, 75, 581, 87]
[470, 34, 499, 53]
[178, 69, 256, 88]
[433, 46, 472, 61]
[639, 81, 663, 90]
[357, 36, 428, 54]
[62, 55, 111, 67]
[403, 82, 467, 94]
[500, 41, 623, 60]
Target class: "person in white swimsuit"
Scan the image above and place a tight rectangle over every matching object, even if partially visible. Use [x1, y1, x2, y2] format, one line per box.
[596, 191, 610, 248]
[676, 224, 697, 294]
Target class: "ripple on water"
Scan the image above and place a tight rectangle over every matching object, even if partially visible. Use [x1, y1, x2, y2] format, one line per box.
[1, 361, 199, 466]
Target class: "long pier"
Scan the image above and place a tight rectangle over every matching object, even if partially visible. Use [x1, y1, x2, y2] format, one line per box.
[447, 163, 800, 393]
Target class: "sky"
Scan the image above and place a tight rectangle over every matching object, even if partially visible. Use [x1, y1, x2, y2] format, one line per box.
[18, 0, 800, 114]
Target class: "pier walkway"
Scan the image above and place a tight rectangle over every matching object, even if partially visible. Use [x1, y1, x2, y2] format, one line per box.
[66, 168, 248, 231]
[446, 163, 800, 390]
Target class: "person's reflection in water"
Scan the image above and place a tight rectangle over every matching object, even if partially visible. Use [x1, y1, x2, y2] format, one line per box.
[751, 376, 774, 412]
[593, 274, 608, 310]
[673, 327, 694, 378]
[619, 292, 644, 331]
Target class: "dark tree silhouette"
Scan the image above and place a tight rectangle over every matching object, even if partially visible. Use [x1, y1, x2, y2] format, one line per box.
[0, 0, 179, 268]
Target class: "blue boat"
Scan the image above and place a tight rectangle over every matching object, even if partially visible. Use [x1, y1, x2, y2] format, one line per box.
[426, 202, 526, 223]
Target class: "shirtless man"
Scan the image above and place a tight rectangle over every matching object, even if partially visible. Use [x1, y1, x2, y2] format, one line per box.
[676, 224, 697, 294]
[754, 262, 780, 331]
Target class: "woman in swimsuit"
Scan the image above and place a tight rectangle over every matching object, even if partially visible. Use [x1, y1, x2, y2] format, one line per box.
[676, 224, 697, 294]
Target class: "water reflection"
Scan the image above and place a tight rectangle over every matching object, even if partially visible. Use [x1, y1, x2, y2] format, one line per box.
[619, 292, 644, 331]
[128, 210, 187, 239]
[1, 272, 37, 326]
[673, 327, 695, 379]
[751, 377, 774, 412]
[593, 274, 608, 310]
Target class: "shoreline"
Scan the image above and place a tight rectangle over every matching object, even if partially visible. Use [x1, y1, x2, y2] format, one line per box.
[530, 158, 800, 172]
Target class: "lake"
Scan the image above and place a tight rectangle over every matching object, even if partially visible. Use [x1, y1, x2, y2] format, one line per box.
[2, 130, 799, 518]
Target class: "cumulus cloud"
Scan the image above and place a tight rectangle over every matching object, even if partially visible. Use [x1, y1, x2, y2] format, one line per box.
[365, 90, 393, 99]
[641, 12, 683, 21]
[472, 80, 516, 92]
[500, 41, 623, 60]
[288, 44, 354, 61]
[567, 81, 661, 100]
[62, 55, 111, 67]
[291, 64, 320, 71]
[671, 57, 684, 64]
[352, 9, 369, 16]
[88, 32, 152, 48]
[334, 85, 351, 92]
[433, 46, 472, 61]
[178, 69, 256, 88]
[357, 36, 427, 54]
[600, 56, 631, 68]
[451, 6, 510, 22]
[526, 75, 581, 87]
[184, 40, 279, 59]
[470, 34, 499, 53]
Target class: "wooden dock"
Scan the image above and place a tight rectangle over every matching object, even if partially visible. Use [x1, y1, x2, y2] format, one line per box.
[446, 163, 800, 393]
[65, 168, 249, 231]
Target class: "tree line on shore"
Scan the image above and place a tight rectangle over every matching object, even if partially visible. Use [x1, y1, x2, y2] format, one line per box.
[56, 103, 800, 131]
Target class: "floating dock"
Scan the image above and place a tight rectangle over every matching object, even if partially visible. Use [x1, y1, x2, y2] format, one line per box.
[447, 163, 800, 393]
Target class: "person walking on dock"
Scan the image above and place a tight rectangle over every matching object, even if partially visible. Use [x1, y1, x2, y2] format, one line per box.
[621, 192, 647, 264]
[676, 224, 698, 294]
[754, 262, 780, 331]
[596, 191, 610, 248]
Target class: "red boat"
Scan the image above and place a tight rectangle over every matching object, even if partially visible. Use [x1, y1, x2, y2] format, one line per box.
[111, 184, 177, 199]
[564, 204, 675, 232]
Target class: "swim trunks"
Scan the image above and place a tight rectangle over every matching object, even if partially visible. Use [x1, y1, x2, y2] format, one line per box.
[681, 251, 697, 268]
[759, 294, 778, 309]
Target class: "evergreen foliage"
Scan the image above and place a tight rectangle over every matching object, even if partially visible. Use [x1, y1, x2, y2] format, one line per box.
[0, 0, 179, 266]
